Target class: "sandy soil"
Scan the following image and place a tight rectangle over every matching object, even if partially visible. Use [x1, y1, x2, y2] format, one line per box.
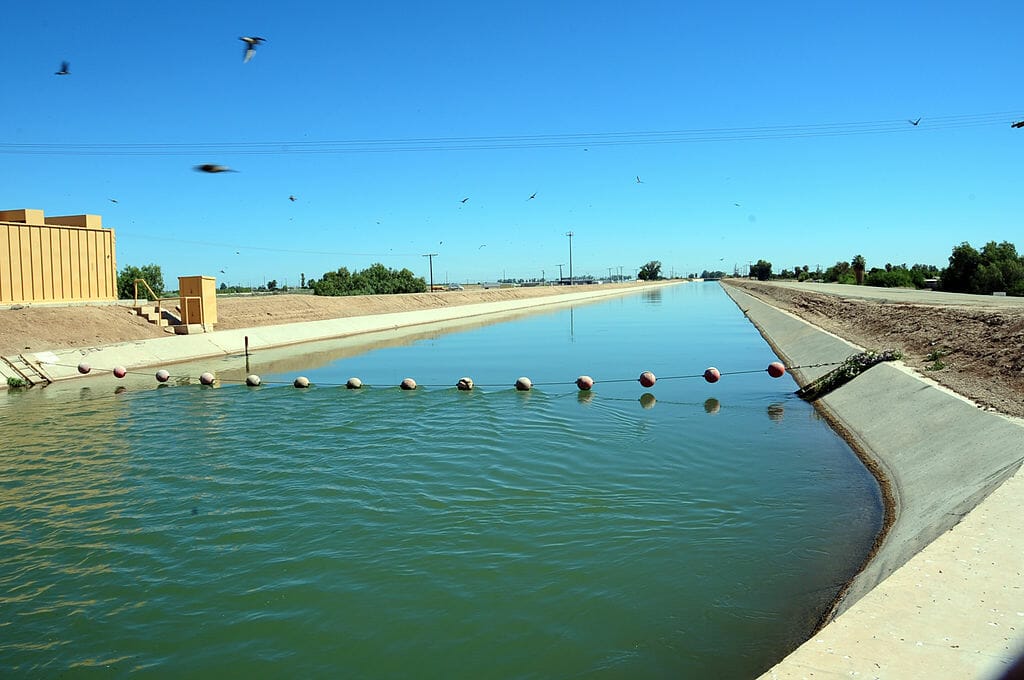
[0, 285, 638, 357]
[726, 280, 1024, 419]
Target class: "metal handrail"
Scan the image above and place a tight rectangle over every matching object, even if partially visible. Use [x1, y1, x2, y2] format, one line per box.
[132, 278, 162, 307]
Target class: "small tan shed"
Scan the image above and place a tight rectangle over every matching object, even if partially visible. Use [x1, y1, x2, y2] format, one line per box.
[178, 275, 218, 325]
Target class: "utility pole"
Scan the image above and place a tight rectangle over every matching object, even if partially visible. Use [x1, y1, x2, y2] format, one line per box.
[566, 231, 574, 285]
[557, 263, 564, 283]
[423, 253, 438, 291]
[618, 265, 623, 282]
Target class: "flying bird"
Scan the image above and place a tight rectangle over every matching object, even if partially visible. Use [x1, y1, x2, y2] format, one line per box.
[240, 36, 266, 63]
[1012, 121, 1024, 129]
[909, 118, 921, 126]
[55, 61, 70, 76]
[289, 195, 297, 202]
[109, 198, 118, 204]
[460, 197, 469, 203]
[528, 192, 537, 200]
[194, 164, 237, 173]
[636, 176, 643, 184]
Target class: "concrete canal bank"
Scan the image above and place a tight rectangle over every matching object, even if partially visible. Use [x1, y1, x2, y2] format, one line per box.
[721, 282, 1024, 679]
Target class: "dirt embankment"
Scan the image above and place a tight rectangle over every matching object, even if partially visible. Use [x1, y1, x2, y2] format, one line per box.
[0, 285, 640, 358]
[726, 280, 1024, 419]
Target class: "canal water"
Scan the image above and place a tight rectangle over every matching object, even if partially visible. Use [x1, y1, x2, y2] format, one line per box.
[0, 283, 883, 678]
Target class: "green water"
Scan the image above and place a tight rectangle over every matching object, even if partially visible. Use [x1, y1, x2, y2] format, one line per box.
[0, 283, 882, 677]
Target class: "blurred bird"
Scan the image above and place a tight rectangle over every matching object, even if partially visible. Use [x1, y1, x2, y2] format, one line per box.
[460, 197, 469, 203]
[55, 61, 70, 76]
[109, 198, 118, 204]
[1012, 121, 1024, 129]
[636, 176, 643, 184]
[528, 192, 537, 200]
[289, 195, 297, 202]
[909, 118, 921, 126]
[194, 164, 237, 173]
[240, 36, 266, 63]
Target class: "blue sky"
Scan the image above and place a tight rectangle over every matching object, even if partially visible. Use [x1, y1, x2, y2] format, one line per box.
[3, 1, 1022, 287]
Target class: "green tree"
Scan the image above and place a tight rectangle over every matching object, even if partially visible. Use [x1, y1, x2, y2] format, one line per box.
[312, 263, 427, 296]
[749, 259, 772, 281]
[637, 260, 662, 280]
[118, 263, 164, 300]
[824, 261, 854, 284]
[267, 279, 278, 291]
[941, 242, 982, 293]
[852, 254, 866, 285]
[941, 241, 1023, 295]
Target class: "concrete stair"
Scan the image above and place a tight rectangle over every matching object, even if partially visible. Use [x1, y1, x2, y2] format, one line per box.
[133, 304, 170, 327]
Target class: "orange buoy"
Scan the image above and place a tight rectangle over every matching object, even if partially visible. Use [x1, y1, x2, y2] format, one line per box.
[400, 377, 417, 390]
[703, 367, 720, 383]
[113, 366, 127, 379]
[638, 371, 656, 388]
[767, 361, 786, 378]
[576, 375, 594, 391]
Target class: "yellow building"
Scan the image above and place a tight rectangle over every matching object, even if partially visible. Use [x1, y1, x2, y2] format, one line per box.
[0, 208, 117, 305]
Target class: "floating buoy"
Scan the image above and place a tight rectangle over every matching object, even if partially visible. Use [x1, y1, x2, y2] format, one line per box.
[639, 393, 656, 409]
[113, 366, 127, 379]
[638, 371, 656, 388]
[346, 377, 363, 389]
[767, 361, 786, 378]
[294, 376, 311, 388]
[703, 367, 720, 383]
[456, 376, 474, 391]
[514, 376, 532, 391]
[400, 377, 417, 391]
[246, 374, 262, 386]
[77, 362, 91, 374]
[155, 369, 170, 383]
[199, 372, 215, 386]
[576, 375, 594, 391]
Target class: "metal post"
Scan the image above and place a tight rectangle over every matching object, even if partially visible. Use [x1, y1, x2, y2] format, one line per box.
[566, 231, 574, 285]
[423, 253, 438, 291]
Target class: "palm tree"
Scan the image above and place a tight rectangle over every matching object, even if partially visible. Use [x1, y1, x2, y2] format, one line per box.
[852, 254, 866, 285]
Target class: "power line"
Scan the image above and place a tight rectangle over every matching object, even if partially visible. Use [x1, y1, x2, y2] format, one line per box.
[1, 111, 1019, 157]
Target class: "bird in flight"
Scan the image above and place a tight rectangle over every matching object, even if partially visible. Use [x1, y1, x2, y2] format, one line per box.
[460, 197, 469, 203]
[636, 176, 643, 184]
[1012, 121, 1024, 129]
[240, 36, 266, 63]
[109, 198, 118, 204]
[908, 118, 921, 126]
[55, 61, 70, 76]
[289, 195, 297, 202]
[194, 164, 238, 173]
[528, 192, 537, 200]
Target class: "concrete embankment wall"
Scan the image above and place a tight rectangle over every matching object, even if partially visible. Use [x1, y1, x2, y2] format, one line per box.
[3, 284, 670, 385]
[721, 282, 1024, 679]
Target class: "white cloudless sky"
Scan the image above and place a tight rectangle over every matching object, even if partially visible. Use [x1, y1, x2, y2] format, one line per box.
[3, 1, 1022, 287]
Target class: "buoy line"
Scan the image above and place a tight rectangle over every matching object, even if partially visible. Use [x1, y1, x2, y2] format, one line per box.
[47, 358, 847, 391]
